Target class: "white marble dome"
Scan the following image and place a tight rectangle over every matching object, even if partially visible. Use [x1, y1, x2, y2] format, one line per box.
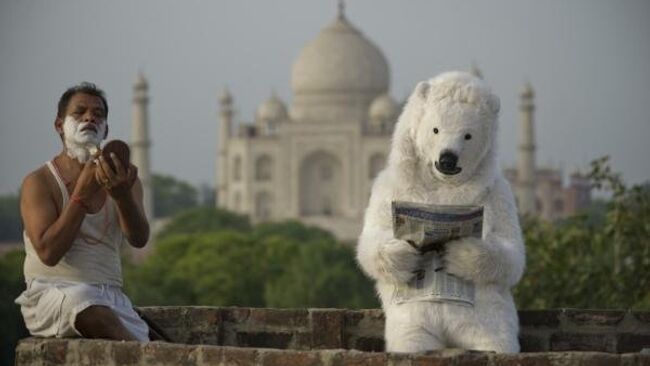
[291, 13, 389, 96]
[369, 93, 398, 121]
[256, 93, 288, 122]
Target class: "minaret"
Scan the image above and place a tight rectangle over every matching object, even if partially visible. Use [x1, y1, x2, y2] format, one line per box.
[517, 82, 537, 216]
[131, 72, 153, 222]
[216, 88, 233, 207]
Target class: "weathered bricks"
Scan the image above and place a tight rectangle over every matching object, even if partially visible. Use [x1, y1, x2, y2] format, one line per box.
[310, 309, 344, 349]
[112, 341, 143, 365]
[518, 310, 562, 328]
[550, 332, 617, 352]
[235, 331, 293, 349]
[14, 338, 650, 366]
[220, 346, 258, 366]
[258, 349, 320, 366]
[564, 309, 626, 327]
[13, 307, 650, 366]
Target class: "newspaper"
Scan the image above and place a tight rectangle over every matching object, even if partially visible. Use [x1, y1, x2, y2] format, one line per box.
[391, 201, 483, 306]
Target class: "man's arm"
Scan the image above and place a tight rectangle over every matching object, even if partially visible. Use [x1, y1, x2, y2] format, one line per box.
[114, 177, 149, 248]
[21, 164, 93, 266]
[96, 153, 149, 247]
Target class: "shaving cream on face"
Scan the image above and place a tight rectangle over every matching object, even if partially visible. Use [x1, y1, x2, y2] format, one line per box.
[62, 116, 106, 163]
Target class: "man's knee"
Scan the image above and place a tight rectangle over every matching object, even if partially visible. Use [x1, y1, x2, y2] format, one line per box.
[75, 305, 124, 338]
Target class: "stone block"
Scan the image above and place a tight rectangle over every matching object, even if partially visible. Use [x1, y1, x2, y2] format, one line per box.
[564, 352, 622, 366]
[259, 349, 320, 366]
[352, 336, 385, 352]
[293, 332, 313, 350]
[518, 310, 562, 328]
[344, 311, 367, 327]
[385, 352, 413, 366]
[208, 347, 257, 366]
[411, 349, 489, 366]
[220, 346, 258, 366]
[142, 342, 198, 366]
[42, 339, 69, 365]
[488, 353, 555, 366]
[620, 353, 650, 366]
[111, 341, 143, 365]
[550, 332, 617, 352]
[618, 333, 650, 353]
[327, 350, 387, 366]
[310, 309, 345, 349]
[518, 333, 549, 352]
[236, 331, 294, 349]
[249, 308, 309, 328]
[222, 307, 252, 323]
[564, 309, 626, 327]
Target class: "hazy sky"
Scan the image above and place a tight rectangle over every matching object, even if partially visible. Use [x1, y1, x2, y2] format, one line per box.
[1, 0, 649, 195]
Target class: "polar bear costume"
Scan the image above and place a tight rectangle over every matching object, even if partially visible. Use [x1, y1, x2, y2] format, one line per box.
[357, 71, 525, 353]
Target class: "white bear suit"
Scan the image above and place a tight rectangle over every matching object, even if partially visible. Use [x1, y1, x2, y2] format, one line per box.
[357, 71, 526, 353]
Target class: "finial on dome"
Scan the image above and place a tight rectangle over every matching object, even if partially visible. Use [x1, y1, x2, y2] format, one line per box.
[337, 0, 346, 20]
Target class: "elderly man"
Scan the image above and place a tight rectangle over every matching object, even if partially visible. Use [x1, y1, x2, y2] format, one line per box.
[15, 82, 150, 341]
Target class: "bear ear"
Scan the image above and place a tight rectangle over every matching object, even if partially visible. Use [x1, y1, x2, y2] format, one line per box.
[413, 81, 430, 102]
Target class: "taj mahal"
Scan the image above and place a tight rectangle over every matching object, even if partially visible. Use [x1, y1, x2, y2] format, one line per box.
[129, 6, 591, 242]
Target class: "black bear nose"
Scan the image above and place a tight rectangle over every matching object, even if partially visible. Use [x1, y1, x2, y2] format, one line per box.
[439, 151, 458, 170]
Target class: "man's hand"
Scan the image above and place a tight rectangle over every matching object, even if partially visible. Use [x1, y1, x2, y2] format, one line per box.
[95, 152, 149, 247]
[95, 153, 138, 202]
[72, 159, 102, 201]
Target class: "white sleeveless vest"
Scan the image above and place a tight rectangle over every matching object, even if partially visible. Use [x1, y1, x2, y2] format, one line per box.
[23, 161, 124, 286]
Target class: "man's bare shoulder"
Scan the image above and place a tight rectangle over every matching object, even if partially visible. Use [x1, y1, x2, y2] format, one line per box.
[21, 165, 55, 198]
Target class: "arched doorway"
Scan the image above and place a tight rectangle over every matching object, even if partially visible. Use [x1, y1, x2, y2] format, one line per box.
[299, 151, 341, 216]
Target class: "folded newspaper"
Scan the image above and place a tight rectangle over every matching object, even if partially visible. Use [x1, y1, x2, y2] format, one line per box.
[391, 201, 484, 306]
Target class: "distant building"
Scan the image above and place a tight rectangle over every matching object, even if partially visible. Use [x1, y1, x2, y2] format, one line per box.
[215, 7, 591, 240]
[215, 7, 397, 241]
[503, 84, 592, 221]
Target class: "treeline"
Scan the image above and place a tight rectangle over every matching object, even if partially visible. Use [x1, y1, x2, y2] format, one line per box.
[123, 208, 379, 309]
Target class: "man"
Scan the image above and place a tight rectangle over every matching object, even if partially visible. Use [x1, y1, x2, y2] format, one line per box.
[15, 82, 150, 341]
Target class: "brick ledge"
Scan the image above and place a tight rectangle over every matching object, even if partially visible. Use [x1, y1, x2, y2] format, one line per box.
[15, 338, 650, 366]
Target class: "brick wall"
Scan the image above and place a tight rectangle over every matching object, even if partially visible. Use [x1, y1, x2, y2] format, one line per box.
[15, 307, 650, 366]
[136, 307, 650, 353]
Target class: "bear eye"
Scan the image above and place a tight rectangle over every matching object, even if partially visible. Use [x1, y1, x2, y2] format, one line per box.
[433, 128, 439, 134]
[464, 133, 472, 140]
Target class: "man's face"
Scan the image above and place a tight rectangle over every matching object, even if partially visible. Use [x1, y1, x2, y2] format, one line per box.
[59, 93, 107, 143]
[56, 93, 108, 162]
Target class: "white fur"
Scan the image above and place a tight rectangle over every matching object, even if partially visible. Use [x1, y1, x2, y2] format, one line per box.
[357, 71, 525, 353]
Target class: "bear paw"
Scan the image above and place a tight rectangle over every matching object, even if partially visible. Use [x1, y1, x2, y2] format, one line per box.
[443, 237, 491, 282]
[378, 238, 421, 284]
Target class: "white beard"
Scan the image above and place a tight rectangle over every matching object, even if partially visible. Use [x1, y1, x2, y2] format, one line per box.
[62, 116, 106, 163]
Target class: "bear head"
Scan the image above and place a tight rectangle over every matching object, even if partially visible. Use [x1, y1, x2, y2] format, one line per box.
[388, 71, 500, 186]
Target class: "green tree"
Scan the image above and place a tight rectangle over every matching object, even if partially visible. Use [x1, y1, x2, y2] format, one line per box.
[0, 250, 27, 366]
[152, 173, 198, 218]
[156, 207, 251, 239]
[252, 220, 336, 243]
[124, 211, 379, 309]
[514, 157, 650, 309]
[261, 236, 378, 309]
[125, 231, 265, 307]
[0, 193, 22, 242]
